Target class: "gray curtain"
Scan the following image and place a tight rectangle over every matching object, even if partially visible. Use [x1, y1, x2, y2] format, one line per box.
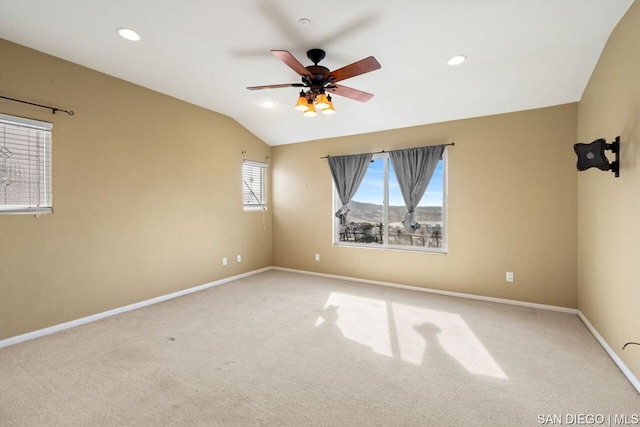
[328, 153, 373, 225]
[390, 145, 445, 233]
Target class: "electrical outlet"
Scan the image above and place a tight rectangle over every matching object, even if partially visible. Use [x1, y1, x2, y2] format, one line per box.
[237, 255, 242, 263]
[222, 257, 228, 266]
[315, 253, 320, 261]
[506, 272, 514, 282]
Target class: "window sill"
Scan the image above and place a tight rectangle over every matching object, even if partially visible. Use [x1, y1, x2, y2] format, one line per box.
[334, 241, 447, 255]
[0, 206, 52, 215]
[243, 205, 267, 212]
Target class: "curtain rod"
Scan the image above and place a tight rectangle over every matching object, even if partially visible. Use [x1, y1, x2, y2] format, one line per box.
[320, 142, 454, 159]
[0, 95, 74, 116]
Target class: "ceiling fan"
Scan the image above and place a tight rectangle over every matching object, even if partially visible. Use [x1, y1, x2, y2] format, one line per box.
[247, 49, 381, 115]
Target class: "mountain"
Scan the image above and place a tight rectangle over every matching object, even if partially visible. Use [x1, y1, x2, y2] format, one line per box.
[347, 201, 442, 224]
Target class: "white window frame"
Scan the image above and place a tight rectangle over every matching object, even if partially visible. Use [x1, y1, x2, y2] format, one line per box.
[0, 113, 52, 215]
[333, 151, 447, 253]
[242, 160, 267, 211]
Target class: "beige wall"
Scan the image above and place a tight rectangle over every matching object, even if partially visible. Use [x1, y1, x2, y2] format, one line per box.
[272, 104, 578, 308]
[578, 1, 640, 379]
[0, 39, 272, 340]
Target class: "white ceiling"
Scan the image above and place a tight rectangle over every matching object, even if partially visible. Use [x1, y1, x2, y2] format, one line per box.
[0, 1, 634, 146]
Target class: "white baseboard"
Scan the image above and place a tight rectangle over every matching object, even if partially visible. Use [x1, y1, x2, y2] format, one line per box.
[577, 311, 640, 394]
[0, 267, 271, 350]
[273, 266, 578, 314]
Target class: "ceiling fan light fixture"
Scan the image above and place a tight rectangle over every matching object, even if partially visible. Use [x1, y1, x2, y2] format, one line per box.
[294, 92, 310, 111]
[321, 95, 336, 115]
[315, 93, 330, 110]
[303, 103, 317, 117]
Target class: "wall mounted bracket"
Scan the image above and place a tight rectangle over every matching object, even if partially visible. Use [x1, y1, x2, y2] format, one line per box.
[573, 136, 620, 177]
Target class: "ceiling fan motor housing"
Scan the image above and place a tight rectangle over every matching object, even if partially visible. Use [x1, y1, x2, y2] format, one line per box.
[303, 49, 331, 93]
[304, 65, 331, 89]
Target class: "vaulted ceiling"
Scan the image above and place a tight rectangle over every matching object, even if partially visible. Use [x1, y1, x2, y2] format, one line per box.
[0, 1, 633, 145]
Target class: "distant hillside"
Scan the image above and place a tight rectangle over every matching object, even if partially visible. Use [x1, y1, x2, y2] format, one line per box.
[347, 201, 442, 224]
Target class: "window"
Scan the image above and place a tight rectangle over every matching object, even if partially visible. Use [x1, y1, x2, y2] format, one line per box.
[242, 160, 267, 210]
[0, 113, 52, 214]
[334, 151, 446, 252]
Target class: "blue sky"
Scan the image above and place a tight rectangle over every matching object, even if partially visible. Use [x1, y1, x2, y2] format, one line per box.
[353, 158, 443, 207]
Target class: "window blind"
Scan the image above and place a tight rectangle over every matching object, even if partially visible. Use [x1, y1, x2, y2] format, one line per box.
[243, 160, 267, 210]
[0, 113, 52, 214]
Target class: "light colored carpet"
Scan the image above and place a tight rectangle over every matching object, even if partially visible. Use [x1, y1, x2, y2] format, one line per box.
[0, 270, 638, 426]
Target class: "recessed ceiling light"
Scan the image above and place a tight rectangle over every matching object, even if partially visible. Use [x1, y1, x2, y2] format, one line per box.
[447, 55, 466, 66]
[298, 18, 311, 27]
[117, 27, 141, 41]
[260, 100, 276, 108]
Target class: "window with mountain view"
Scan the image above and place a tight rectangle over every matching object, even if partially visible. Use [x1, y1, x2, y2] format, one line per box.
[333, 152, 446, 252]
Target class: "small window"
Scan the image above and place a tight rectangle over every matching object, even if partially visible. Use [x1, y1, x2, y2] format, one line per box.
[242, 160, 267, 211]
[0, 113, 52, 214]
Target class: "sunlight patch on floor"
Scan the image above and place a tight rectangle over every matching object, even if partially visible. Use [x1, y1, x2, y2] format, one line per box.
[315, 292, 508, 380]
[316, 293, 392, 357]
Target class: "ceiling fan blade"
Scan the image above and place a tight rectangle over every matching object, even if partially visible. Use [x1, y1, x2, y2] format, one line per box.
[247, 83, 305, 90]
[328, 56, 381, 82]
[271, 50, 310, 76]
[327, 84, 374, 102]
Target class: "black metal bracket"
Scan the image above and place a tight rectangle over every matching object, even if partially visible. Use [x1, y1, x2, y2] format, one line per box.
[573, 136, 620, 177]
[609, 136, 620, 178]
[0, 95, 74, 116]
